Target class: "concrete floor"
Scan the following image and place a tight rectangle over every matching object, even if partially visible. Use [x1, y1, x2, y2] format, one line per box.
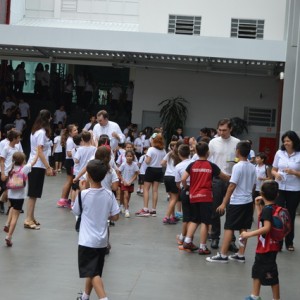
[0, 173, 299, 300]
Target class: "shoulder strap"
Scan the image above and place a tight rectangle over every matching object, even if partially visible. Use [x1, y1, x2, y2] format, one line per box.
[78, 192, 82, 215]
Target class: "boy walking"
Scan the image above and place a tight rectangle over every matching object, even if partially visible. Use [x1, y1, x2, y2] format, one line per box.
[206, 141, 256, 263]
[241, 180, 281, 300]
[73, 159, 120, 300]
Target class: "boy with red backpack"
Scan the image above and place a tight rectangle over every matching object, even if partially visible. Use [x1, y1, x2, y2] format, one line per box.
[240, 180, 291, 300]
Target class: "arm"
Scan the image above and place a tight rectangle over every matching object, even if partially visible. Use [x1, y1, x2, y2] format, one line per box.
[109, 213, 119, 222]
[216, 183, 236, 214]
[241, 220, 271, 239]
[52, 143, 57, 156]
[0, 157, 5, 181]
[218, 171, 231, 182]
[145, 155, 151, 165]
[181, 171, 190, 190]
[73, 166, 87, 182]
[271, 167, 283, 181]
[37, 145, 53, 176]
[30, 147, 41, 167]
[127, 171, 139, 185]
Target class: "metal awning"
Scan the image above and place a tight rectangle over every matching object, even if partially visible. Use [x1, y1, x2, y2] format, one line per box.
[0, 24, 286, 76]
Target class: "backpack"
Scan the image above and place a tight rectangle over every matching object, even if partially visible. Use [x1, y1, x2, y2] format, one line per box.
[7, 166, 27, 190]
[266, 204, 292, 241]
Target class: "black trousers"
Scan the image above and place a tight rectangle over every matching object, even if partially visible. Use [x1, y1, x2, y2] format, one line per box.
[276, 190, 300, 247]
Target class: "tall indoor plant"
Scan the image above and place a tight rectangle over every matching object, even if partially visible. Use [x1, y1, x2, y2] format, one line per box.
[159, 96, 189, 144]
[230, 117, 248, 138]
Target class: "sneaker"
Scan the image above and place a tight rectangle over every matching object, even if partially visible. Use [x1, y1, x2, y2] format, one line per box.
[176, 234, 184, 245]
[3, 225, 9, 233]
[135, 208, 150, 217]
[169, 217, 178, 224]
[163, 217, 170, 224]
[76, 292, 83, 300]
[244, 296, 262, 300]
[229, 253, 245, 263]
[179, 242, 199, 252]
[57, 199, 69, 208]
[150, 210, 156, 217]
[5, 237, 13, 247]
[206, 252, 228, 263]
[125, 210, 130, 218]
[198, 247, 211, 255]
[120, 205, 125, 214]
[175, 211, 183, 219]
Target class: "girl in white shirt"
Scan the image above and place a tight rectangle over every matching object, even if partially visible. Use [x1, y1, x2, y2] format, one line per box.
[136, 133, 166, 217]
[57, 124, 78, 208]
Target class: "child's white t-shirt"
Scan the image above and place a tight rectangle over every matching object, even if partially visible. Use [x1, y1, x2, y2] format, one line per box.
[119, 162, 139, 183]
[101, 168, 119, 190]
[162, 152, 176, 176]
[54, 135, 63, 153]
[72, 188, 120, 248]
[73, 146, 97, 177]
[146, 147, 166, 168]
[255, 164, 268, 192]
[0, 145, 19, 176]
[66, 136, 75, 159]
[29, 129, 48, 168]
[230, 161, 256, 205]
[134, 137, 143, 154]
[138, 154, 148, 175]
[8, 163, 32, 199]
[175, 158, 192, 186]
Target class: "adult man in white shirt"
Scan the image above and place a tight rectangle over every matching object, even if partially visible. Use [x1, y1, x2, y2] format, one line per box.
[93, 110, 124, 151]
[209, 118, 240, 251]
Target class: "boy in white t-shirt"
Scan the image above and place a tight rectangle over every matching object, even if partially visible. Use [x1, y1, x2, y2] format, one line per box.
[207, 141, 256, 263]
[72, 159, 119, 300]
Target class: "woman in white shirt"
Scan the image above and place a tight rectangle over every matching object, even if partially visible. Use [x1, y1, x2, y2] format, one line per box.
[271, 130, 300, 251]
[24, 110, 54, 230]
[136, 133, 166, 217]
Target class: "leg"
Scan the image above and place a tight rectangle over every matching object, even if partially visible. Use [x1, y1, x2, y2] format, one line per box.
[143, 181, 151, 208]
[165, 192, 179, 217]
[151, 181, 159, 209]
[7, 208, 20, 239]
[26, 197, 37, 222]
[61, 175, 73, 199]
[91, 275, 107, 299]
[271, 284, 280, 300]
[220, 229, 233, 256]
[251, 278, 261, 297]
[84, 278, 93, 298]
[186, 222, 198, 239]
[200, 223, 209, 244]
[124, 191, 129, 209]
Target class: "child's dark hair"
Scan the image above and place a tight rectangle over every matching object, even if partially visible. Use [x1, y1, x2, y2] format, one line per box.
[7, 130, 21, 142]
[61, 124, 77, 147]
[98, 134, 110, 147]
[12, 152, 26, 166]
[236, 141, 251, 157]
[81, 131, 91, 143]
[4, 124, 15, 135]
[73, 134, 82, 146]
[196, 142, 209, 157]
[86, 159, 108, 182]
[55, 128, 61, 136]
[125, 149, 135, 157]
[178, 144, 190, 158]
[260, 180, 278, 201]
[95, 146, 111, 170]
[256, 152, 267, 163]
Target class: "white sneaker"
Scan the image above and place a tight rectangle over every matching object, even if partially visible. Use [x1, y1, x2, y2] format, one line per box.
[125, 210, 130, 218]
[120, 205, 125, 214]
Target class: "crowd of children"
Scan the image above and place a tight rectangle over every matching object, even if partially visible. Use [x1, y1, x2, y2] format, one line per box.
[0, 115, 293, 300]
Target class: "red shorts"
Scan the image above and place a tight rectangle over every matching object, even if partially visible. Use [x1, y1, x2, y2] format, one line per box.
[120, 183, 134, 193]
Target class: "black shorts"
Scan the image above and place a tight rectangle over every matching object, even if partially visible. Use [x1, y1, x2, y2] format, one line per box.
[144, 167, 163, 183]
[138, 174, 145, 185]
[224, 202, 253, 230]
[64, 159, 74, 176]
[252, 252, 279, 286]
[191, 202, 212, 225]
[72, 176, 80, 191]
[163, 176, 178, 194]
[78, 245, 107, 278]
[9, 198, 24, 211]
[180, 188, 192, 223]
[54, 152, 63, 163]
[27, 168, 46, 198]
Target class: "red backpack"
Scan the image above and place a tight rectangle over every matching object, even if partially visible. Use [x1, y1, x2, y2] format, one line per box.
[266, 204, 292, 241]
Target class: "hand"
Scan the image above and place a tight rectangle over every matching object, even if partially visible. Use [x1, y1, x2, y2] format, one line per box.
[216, 203, 226, 216]
[111, 132, 118, 139]
[274, 172, 283, 181]
[284, 168, 295, 175]
[46, 167, 53, 176]
[79, 180, 87, 190]
[240, 232, 250, 239]
[73, 178, 79, 184]
[255, 196, 263, 206]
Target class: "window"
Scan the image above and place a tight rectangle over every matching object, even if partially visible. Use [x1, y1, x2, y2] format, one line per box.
[244, 107, 276, 127]
[168, 15, 201, 36]
[62, 0, 77, 12]
[231, 19, 264, 39]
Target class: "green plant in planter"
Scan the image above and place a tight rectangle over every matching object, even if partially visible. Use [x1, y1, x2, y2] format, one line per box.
[159, 96, 189, 144]
[230, 117, 248, 137]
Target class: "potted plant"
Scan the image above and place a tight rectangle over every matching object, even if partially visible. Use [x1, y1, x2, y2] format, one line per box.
[159, 96, 189, 144]
[230, 117, 248, 137]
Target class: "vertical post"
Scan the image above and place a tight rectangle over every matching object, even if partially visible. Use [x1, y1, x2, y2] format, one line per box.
[6, 0, 11, 24]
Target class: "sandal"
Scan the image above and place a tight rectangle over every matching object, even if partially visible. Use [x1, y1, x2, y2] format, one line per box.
[287, 245, 295, 251]
[33, 219, 40, 226]
[5, 237, 13, 247]
[24, 222, 40, 230]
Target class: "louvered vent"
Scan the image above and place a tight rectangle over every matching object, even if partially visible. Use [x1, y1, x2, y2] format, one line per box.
[168, 15, 201, 35]
[231, 19, 264, 39]
[244, 107, 276, 127]
[62, 0, 77, 11]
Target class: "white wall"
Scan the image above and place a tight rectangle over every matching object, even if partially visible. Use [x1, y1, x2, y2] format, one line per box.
[139, 0, 287, 40]
[132, 68, 279, 152]
[10, 0, 26, 24]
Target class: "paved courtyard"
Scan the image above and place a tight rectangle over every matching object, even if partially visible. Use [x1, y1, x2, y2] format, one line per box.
[0, 173, 299, 300]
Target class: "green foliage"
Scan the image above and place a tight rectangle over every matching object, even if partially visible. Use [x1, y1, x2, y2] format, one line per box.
[230, 117, 248, 137]
[159, 96, 189, 144]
